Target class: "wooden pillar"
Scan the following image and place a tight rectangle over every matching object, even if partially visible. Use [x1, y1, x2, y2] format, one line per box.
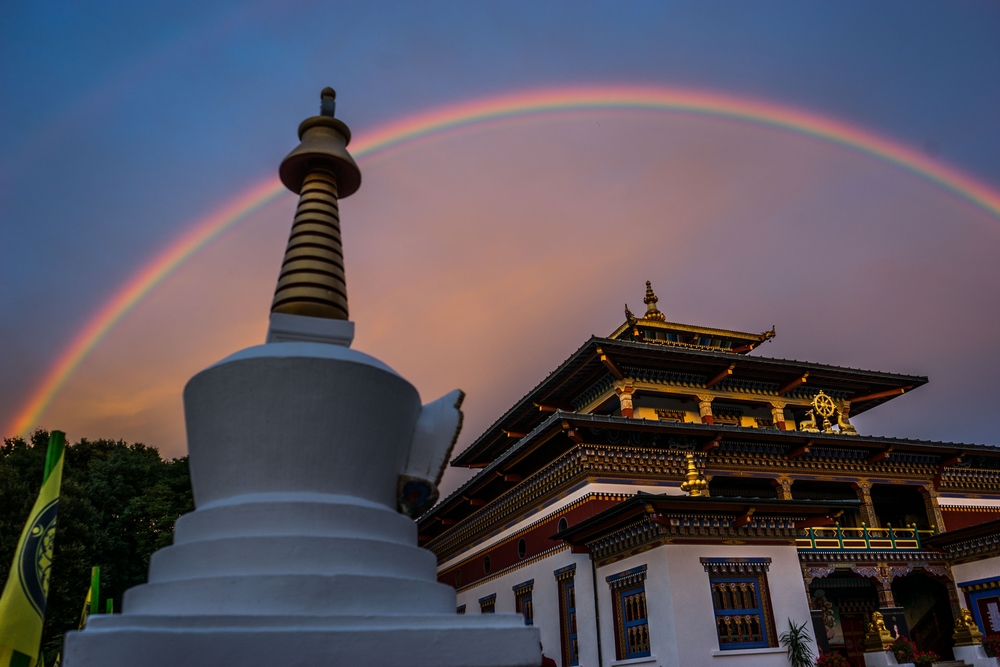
[769, 401, 788, 430]
[773, 477, 794, 500]
[615, 385, 635, 418]
[920, 484, 946, 533]
[852, 480, 879, 528]
[697, 395, 714, 425]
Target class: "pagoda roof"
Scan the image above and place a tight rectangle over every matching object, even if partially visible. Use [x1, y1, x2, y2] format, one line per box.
[554, 492, 858, 547]
[452, 336, 928, 468]
[420, 412, 997, 544]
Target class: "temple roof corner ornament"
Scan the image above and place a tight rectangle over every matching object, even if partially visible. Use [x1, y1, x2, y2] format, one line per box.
[624, 303, 637, 324]
[642, 281, 666, 322]
[763, 325, 776, 341]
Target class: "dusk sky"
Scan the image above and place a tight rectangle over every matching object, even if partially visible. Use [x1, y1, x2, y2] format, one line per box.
[2, 2, 1000, 497]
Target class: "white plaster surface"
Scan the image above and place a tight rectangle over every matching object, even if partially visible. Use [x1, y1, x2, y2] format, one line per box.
[598, 549, 680, 667]
[64, 338, 539, 666]
[954, 556, 1000, 587]
[265, 312, 355, 346]
[863, 650, 911, 667]
[456, 551, 594, 667]
[954, 644, 1000, 667]
[937, 497, 1000, 507]
[661, 544, 815, 667]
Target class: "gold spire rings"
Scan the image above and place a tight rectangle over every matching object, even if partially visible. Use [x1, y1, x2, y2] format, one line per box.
[271, 168, 349, 320]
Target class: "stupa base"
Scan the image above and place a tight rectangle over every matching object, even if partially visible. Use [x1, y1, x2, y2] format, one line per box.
[64, 612, 540, 667]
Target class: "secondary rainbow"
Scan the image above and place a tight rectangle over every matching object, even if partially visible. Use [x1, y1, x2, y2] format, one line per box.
[10, 85, 1000, 437]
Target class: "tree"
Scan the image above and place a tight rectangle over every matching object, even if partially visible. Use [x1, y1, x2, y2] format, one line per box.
[0, 430, 193, 658]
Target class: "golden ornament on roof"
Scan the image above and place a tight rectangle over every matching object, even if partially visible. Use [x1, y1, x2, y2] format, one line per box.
[812, 391, 836, 419]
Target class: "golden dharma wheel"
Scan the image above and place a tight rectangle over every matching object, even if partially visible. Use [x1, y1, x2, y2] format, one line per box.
[812, 391, 836, 418]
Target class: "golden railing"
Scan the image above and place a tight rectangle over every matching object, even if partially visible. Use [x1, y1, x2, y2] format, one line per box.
[796, 525, 935, 551]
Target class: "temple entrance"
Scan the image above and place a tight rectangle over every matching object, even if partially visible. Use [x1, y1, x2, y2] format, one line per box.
[892, 573, 955, 660]
[810, 573, 879, 667]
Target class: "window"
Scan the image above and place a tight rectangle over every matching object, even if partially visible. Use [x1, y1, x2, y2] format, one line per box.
[456, 604, 466, 614]
[555, 564, 579, 666]
[701, 558, 777, 650]
[558, 517, 569, 533]
[454, 570, 462, 587]
[479, 593, 496, 614]
[607, 565, 650, 660]
[483, 555, 491, 574]
[518, 538, 527, 559]
[513, 579, 534, 625]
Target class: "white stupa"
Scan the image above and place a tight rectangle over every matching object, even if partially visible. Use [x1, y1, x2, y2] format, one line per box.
[63, 88, 540, 667]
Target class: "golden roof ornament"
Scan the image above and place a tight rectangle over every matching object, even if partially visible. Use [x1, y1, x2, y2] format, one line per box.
[642, 281, 666, 322]
[271, 87, 362, 321]
[862, 611, 895, 652]
[680, 453, 708, 497]
[953, 607, 984, 646]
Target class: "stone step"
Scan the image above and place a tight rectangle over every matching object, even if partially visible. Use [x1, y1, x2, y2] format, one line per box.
[933, 661, 971, 667]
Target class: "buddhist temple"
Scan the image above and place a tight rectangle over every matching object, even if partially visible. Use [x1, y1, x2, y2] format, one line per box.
[418, 283, 1000, 667]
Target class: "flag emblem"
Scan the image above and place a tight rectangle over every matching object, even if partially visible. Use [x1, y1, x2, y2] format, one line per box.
[17, 499, 58, 618]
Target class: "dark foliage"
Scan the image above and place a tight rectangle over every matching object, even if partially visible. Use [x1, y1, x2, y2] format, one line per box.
[0, 429, 193, 659]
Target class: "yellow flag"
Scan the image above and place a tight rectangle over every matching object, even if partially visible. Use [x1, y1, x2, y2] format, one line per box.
[0, 432, 66, 667]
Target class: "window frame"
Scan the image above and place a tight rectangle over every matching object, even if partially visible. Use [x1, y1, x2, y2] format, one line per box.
[555, 564, 580, 666]
[701, 558, 777, 651]
[607, 565, 650, 661]
[479, 593, 496, 614]
[513, 579, 534, 626]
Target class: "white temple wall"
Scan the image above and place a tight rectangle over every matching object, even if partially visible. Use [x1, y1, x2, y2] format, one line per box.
[455, 550, 596, 667]
[596, 548, 680, 667]
[954, 556, 1000, 588]
[664, 544, 815, 667]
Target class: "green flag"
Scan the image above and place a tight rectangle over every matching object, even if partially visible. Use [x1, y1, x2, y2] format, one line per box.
[0, 432, 66, 667]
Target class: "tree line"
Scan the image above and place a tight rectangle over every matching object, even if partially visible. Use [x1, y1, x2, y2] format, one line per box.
[0, 430, 193, 658]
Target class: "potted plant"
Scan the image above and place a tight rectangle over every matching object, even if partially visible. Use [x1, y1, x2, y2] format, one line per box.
[913, 650, 938, 666]
[890, 636, 916, 664]
[779, 619, 815, 667]
[816, 652, 850, 667]
[984, 634, 1000, 658]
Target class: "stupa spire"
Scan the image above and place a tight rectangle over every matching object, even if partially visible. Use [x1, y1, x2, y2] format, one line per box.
[271, 87, 362, 321]
[642, 280, 666, 321]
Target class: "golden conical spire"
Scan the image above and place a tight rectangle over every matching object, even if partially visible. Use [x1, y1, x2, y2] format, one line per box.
[679, 453, 708, 497]
[271, 87, 362, 321]
[642, 281, 666, 322]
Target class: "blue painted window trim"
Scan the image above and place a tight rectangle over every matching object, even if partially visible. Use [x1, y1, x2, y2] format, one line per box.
[709, 575, 770, 649]
[619, 584, 651, 659]
[565, 580, 579, 665]
[479, 593, 496, 614]
[958, 576, 1000, 635]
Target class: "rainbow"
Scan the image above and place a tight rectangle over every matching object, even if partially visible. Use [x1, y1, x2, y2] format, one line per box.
[9, 85, 1000, 437]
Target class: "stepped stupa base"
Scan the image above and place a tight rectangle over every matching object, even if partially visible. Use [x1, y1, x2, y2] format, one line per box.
[65, 613, 540, 667]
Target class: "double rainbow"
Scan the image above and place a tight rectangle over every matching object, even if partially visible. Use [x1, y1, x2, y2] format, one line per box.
[9, 85, 1000, 437]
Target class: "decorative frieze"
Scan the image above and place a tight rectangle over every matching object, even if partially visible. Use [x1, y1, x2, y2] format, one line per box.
[701, 557, 772, 576]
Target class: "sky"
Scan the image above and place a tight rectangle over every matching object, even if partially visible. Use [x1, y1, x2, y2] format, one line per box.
[2, 2, 1000, 498]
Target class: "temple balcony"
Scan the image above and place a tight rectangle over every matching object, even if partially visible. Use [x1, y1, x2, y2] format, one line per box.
[796, 524, 935, 552]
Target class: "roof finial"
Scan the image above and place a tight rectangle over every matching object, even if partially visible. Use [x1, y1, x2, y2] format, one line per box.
[680, 453, 708, 497]
[320, 87, 336, 117]
[642, 281, 666, 322]
[271, 87, 361, 321]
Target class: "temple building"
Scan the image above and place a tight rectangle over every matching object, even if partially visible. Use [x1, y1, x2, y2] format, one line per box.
[417, 282, 1000, 667]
